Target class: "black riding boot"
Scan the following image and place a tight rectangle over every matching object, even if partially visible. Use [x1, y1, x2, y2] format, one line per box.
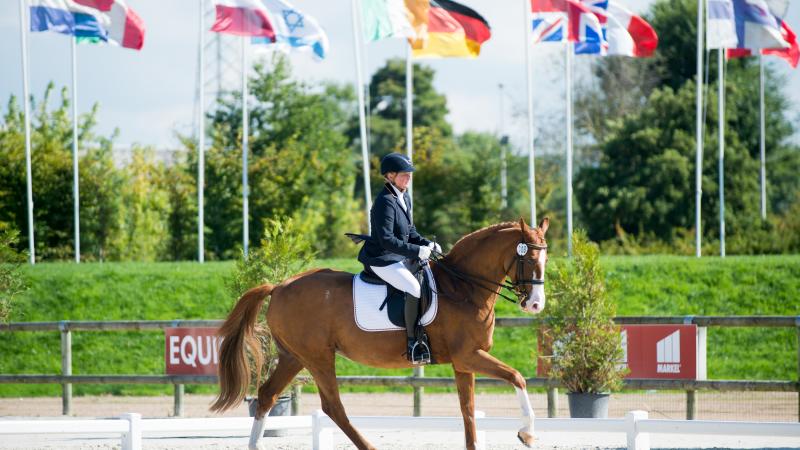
[404, 293, 431, 364]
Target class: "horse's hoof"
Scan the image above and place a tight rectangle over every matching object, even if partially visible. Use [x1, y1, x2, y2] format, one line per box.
[517, 430, 536, 447]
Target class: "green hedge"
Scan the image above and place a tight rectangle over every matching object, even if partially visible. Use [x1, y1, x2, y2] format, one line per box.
[0, 256, 797, 396]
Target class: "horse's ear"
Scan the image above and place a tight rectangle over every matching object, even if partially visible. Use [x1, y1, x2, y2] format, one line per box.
[538, 217, 550, 235]
[519, 217, 527, 230]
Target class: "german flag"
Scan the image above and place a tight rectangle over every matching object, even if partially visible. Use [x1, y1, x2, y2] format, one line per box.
[410, 0, 491, 58]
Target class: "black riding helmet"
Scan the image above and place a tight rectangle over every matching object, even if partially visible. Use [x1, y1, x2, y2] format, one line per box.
[380, 152, 415, 175]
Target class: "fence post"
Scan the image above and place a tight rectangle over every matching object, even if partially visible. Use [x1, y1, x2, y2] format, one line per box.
[413, 366, 423, 417]
[475, 410, 486, 450]
[291, 383, 301, 415]
[686, 390, 696, 420]
[120, 412, 142, 450]
[312, 409, 333, 450]
[547, 387, 558, 418]
[625, 410, 649, 450]
[796, 318, 799, 422]
[173, 384, 184, 417]
[60, 322, 71, 415]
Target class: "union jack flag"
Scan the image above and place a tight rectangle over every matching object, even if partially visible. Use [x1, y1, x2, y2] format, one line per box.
[529, 0, 605, 44]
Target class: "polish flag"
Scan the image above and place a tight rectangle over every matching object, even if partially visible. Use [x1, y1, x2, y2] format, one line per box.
[210, 0, 276, 39]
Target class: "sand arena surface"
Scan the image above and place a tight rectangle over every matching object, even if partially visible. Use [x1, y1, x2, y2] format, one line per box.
[0, 393, 798, 449]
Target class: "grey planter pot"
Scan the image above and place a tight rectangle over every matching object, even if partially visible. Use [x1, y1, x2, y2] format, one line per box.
[247, 394, 292, 437]
[566, 392, 610, 418]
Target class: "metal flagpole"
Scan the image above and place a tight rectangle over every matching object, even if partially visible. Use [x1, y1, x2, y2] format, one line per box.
[406, 44, 413, 217]
[19, 0, 35, 264]
[350, 0, 372, 232]
[695, 0, 705, 257]
[718, 49, 725, 257]
[242, 36, 249, 258]
[71, 37, 80, 262]
[565, 42, 574, 256]
[198, 0, 205, 262]
[759, 54, 766, 220]
[499, 83, 507, 210]
[524, 0, 536, 226]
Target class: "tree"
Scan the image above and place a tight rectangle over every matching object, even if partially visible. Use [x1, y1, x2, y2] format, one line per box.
[200, 54, 361, 258]
[573, 0, 800, 253]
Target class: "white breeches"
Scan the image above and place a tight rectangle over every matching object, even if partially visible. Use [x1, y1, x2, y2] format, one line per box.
[370, 262, 421, 298]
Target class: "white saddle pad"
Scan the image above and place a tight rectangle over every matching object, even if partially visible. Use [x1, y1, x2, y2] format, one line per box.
[352, 265, 438, 332]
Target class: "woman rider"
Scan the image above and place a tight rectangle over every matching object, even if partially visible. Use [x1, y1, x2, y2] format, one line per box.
[357, 152, 442, 364]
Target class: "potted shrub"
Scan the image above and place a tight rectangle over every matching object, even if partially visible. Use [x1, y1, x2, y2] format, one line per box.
[541, 231, 626, 418]
[226, 217, 314, 434]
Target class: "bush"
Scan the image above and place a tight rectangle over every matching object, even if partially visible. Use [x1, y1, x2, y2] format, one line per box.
[0, 229, 27, 322]
[542, 230, 626, 393]
[225, 217, 315, 394]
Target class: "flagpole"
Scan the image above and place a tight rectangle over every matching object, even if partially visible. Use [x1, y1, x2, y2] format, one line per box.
[695, 0, 704, 258]
[241, 36, 249, 258]
[498, 83, 507, 210]
[71, 37, 80, 263]
[565, 41, 574, 257]
[718, 49, 725, 257]
[406, 44, 413, 217]
[19, 0, 34, 264]
[523, 0, 536, 226]
[198, 0, 205, 262]
[759, 54, 766, 220]
[350, 0, 372, 232]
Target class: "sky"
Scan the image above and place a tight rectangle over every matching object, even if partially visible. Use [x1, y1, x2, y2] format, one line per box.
[1, 0, 799, 154]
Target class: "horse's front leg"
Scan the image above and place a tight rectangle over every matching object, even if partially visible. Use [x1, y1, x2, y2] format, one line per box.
[454, 370, 480, 450]
[453, 349, 536, 447]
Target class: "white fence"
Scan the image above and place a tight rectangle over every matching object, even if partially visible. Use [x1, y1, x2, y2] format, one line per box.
[0, 410, 798, 450]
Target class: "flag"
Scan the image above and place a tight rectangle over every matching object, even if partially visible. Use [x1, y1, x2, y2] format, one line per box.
[29, 0, 145, 50]
[724, 0, 798, 68]
[575, 0, 658, 57]
[361, 0, 416, 41]
[210, 0, 276, 38]
[251, 0, 329, 60]
[410, 0, 491, 58]
[212, 0, 328, 60]
[707, 0, 788, 50]
[530, 0, 604, 44]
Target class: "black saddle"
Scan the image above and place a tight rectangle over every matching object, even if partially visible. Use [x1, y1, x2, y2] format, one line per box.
[359, 263, 434, 329]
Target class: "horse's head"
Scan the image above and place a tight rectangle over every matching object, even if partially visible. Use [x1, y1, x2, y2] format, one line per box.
[510, 217, 549, 315]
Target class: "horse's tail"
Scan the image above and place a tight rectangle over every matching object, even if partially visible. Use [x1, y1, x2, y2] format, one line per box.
[211, 283, 274, 413]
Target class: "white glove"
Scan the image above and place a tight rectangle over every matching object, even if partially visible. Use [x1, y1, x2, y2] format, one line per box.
[418, 245, 432, 260]
[428, 242, 442, 254]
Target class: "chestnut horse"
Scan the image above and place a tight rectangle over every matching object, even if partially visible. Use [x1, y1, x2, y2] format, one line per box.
[211, 218, 550, 450]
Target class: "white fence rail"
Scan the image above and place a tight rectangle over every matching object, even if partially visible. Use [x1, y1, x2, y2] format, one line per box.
[1, 410, 798, 450]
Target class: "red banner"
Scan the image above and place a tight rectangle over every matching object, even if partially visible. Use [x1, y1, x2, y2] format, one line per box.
[165, 327, 221, 375]
[537, 324, 698, 379]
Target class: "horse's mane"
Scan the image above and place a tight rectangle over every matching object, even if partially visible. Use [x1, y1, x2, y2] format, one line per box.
[445, 221, 521, 261]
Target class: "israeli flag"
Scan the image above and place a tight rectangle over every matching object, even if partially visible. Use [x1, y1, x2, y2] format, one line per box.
[251, 0, 329, 60]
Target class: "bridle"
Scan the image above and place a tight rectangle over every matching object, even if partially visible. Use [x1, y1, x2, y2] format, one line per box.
[430, 238, 548, 305]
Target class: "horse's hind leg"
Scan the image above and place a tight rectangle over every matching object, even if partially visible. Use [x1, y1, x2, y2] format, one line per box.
[248, 352, 303, 450]
[305, 354, 375, 450]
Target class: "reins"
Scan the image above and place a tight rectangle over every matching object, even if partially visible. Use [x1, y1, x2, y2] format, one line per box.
[429, 240, 547, 305]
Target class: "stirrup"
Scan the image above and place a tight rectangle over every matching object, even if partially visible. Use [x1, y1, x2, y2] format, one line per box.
[408, 339, 432, 365]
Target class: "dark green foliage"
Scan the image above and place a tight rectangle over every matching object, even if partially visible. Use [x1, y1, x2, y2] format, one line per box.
[543, 232, 627, 393]
[574, 0, 800, 253]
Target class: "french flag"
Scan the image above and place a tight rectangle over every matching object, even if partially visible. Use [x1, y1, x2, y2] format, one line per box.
[728, 19, 799, 67]
[29, 0, 145, 50]
[530, 0, 605, 44]
[210, 0, 276, 39]
[576, 0, 658, 57]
